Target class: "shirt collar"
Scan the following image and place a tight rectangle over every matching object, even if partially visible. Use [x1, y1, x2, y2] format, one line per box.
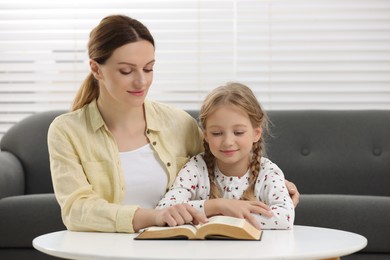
[87, 98, 160, 133]
[144, 99, 160, 132]
[88, 99, 106, 132]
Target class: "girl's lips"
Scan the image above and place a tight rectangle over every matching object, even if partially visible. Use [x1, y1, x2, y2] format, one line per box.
[221, 150, 237, 156]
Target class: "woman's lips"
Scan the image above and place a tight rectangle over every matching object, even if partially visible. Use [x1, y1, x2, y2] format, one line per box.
[127, 90, 144, 96]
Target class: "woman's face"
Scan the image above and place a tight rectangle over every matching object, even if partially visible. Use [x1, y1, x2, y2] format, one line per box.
[92, 40, 155, 108]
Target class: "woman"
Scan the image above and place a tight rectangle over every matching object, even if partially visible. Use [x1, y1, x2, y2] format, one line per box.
[48, 14, 299, 233]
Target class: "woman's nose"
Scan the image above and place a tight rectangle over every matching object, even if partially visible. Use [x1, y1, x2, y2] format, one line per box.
[134, 71, 147, 87]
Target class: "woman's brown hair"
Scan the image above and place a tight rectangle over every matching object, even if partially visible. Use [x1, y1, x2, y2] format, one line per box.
[199, 82, 269, 201]
[72, 15, 155, 111]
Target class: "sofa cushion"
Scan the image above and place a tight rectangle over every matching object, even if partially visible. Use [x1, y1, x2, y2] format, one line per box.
[0, 194, 65, 247]
[296, 194, 390, 253]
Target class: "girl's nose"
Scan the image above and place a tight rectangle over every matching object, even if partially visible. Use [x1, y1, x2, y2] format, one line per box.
[222, 133, 234, 146]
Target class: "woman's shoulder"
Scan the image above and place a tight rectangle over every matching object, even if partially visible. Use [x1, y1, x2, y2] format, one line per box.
[51, 107, 86, 125]
[49, 105, 92, 134]
[146, 99, 194, 120]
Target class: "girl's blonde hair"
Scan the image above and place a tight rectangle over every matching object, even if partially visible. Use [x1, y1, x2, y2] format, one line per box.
[199, 82, 269, 200]
[72, 15, 155, 111]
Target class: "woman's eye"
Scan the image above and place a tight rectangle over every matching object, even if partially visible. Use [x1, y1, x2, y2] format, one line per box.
[144, 68, 154, 73]
[234, 131, 245, 136]
[211, 132, 222, 136]
[120, 70, 132, 75]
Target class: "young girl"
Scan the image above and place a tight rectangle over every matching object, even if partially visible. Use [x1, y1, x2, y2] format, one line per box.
[157, 82, 294, 230]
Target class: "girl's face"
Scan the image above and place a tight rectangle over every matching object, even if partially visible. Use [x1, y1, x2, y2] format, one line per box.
[91, 40, 155, 108]
[204, 105, 262, 176]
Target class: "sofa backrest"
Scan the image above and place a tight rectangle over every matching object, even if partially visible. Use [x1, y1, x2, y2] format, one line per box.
[0, 110, 66, 194]
[2, 109, 389, 196]
[189, 109, 390, 196]
[265, 110, 390, 196]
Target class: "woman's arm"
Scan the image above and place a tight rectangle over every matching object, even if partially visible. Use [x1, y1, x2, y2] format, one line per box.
[48, 119, 138, 233]
[286, 179, 300, 207]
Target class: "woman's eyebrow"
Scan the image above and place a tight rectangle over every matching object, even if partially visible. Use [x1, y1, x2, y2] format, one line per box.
[117, 60, 155, 66]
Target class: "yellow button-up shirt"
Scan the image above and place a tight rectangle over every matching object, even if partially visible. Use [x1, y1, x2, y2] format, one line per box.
[48, 99, 203, 233]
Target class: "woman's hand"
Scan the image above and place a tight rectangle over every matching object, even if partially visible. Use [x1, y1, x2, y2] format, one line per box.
[155, 204, 208, 227]
[285, 179, 300, 207]
[205, 199, 272, 230]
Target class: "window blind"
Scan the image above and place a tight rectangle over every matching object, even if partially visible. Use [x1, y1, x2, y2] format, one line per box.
[1, 0, 390, 141]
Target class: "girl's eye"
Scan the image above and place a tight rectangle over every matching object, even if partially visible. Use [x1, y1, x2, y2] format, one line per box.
[211, 132, 222, 136]
[234, 131, 245, 136]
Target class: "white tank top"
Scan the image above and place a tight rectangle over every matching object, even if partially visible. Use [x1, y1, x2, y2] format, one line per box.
[119, 144, 168, 208]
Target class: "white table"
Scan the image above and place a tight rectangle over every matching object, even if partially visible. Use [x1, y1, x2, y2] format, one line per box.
[33, 225, 367, 260]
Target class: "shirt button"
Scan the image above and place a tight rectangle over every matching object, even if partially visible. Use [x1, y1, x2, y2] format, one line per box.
[152, 141, 157, 145]
[146, 129, 150, 134]
[167, 162, 171, 167]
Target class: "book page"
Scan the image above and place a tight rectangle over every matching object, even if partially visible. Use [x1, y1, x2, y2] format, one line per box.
[204, 216, 245, 227]
[135, 224, 199, 240]
[195, 216, 261, 240]
[145, 224, 198, 234]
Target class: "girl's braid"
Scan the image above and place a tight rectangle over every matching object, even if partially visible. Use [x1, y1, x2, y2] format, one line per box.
[241, 140, 262, 201]
[203, 140, 220, 199]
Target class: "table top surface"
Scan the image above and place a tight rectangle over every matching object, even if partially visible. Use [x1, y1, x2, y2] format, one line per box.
[33, 225, 367, 260]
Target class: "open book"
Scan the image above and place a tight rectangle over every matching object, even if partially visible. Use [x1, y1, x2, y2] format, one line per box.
[134, 215, 262, 240]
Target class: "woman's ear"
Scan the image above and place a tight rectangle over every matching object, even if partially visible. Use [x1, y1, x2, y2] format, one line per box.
[253, 127, 262, 142]
[90, 60, 102, 80]
[203, 131, 209, 143]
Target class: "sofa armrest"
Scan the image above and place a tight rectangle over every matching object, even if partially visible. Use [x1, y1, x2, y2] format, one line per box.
[0, 194, 65, 247]
[0, 151, 24, 199]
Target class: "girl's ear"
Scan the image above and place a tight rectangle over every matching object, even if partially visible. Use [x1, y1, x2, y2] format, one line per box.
[253, 127, 262, 142]
[90, 60, 102, 80]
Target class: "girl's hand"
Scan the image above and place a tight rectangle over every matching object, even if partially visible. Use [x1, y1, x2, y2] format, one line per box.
[155, 204, 208, 227]
[205, 199, 272, 230]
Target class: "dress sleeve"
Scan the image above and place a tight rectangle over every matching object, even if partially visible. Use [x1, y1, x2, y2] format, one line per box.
[156, 154, 210, 216]
[252, 158, 295, 229]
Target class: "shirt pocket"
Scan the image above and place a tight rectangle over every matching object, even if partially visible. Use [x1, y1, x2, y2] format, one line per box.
[81, 160, 114, 199]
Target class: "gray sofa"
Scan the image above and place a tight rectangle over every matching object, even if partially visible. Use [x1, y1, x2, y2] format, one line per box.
[1, 109, 389, 260]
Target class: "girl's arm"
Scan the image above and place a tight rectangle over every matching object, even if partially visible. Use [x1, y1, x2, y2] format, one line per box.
[156, 154, 210, 215]
[204, 198, 271, 230]
[253, 158, 295, 229]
